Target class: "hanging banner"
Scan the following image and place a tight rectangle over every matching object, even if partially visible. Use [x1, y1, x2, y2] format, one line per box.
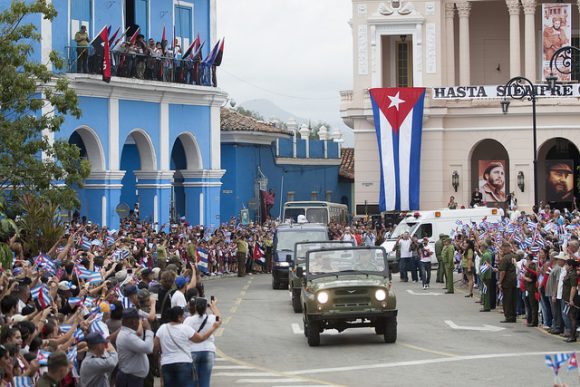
[542, 3, 571, 81]
[369, 88, 426, 211]
[432, 84, 580, 99]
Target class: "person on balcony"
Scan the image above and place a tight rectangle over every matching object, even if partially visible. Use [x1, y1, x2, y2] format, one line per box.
[75, 25, 90, 73]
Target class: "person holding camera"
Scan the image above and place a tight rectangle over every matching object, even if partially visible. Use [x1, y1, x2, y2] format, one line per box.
[184, 297, 221, 387]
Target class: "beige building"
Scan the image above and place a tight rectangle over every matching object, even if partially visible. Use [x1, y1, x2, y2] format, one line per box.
[340, 0, 580, 214]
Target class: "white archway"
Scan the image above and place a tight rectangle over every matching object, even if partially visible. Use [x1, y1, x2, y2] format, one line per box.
[175, 132, 203, 170]
[126, 129, 157, 171]
[70, 126, 106, 172]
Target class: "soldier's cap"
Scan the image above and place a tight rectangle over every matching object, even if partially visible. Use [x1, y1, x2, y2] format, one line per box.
[439, 233, 446, 238]
[47, 351, 69, 368]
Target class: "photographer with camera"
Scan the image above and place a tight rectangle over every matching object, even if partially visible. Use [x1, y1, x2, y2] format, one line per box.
[184, 296, 221, 387]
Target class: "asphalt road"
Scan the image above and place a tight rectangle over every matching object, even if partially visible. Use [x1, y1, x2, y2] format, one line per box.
[205, 272, 576, 387]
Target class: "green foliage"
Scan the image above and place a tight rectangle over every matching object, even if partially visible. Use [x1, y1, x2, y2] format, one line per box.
[310, 121, 331, 139]
[0, 1, 90, 210]
[17, 195, 65, 256]
[235, 106, 264, 121]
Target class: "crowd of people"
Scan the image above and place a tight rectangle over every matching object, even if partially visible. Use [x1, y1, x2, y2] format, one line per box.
[0, 218, 278, 387]
[73, 25, 219, 86]
[0, 202, 579, 386]
[388, 205, 580, 342]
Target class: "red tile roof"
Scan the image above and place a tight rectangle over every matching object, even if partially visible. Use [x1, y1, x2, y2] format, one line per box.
[221, 108, 288, 135]
[340, 147, 354, 181]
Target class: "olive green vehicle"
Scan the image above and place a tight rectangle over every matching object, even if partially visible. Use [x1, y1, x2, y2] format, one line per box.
[290, 241, 354, 313]
[297, 246, 397, 347]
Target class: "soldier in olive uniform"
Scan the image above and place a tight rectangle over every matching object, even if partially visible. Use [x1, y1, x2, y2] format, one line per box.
[479, 242, 493, 312]
[263, 232, 273, 274]
[442, 236, 455, 294]
[435, 234, 445, 283]
[563, 259, 579, 342]
[236, 233, 248, 277]
[498, 241, 517, 323]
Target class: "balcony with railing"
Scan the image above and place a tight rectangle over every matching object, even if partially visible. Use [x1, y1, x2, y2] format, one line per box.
[66, 45, 219, 87]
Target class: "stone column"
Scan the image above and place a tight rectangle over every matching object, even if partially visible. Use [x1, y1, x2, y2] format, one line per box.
[506, 0, 522, 78]
[445, 3, 456, 85]
[522, 0, 537, 80]
[457, 1, 471, 85]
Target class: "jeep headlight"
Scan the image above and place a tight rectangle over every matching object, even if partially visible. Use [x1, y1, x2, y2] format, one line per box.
[375, 289, 387, 301]
[317, 291, 329, 304]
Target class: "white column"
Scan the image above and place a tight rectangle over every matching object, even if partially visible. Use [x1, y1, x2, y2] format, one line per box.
[522, 0, 536, 80]
[108, 98, 119, 170]
[506, 0, 522, 77]
[210, 105, 221, 170]
[41, 0, 52, 70]
[457, 1, 471, 85]
[160, 102, 169, 170]
[445, 3, 456, 86]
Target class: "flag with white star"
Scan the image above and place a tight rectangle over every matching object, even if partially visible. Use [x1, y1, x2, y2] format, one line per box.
[369, 88, 426, 211]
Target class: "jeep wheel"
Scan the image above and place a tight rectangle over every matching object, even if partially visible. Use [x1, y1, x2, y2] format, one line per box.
[272, 278, 279, 290]
[292, 294, 302, 313]
[383, 317, 397, 343]
[307, 320, 321, 347]
[374, 320, 385, 335]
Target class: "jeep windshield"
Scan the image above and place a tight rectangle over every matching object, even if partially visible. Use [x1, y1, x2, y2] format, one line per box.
[276, 230, 327, 251]
[306, 248, 387, 275]
[294, 241, 353, 267]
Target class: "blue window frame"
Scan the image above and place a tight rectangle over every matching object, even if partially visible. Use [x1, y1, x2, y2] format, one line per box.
[71, 0, 92, 44]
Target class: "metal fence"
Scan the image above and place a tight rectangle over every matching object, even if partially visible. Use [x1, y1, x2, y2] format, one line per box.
[66, 46, 217, 86]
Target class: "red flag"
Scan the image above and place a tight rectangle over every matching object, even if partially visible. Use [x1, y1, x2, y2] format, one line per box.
[108, 26, 120, 46]
[214, 37, 225, 66]
[182, 37, 197, 59]
[99, 27, 111, 82]
[112, 27, 130, 49]
[161, 24, 166, 44]
[129, 27, 140, 45]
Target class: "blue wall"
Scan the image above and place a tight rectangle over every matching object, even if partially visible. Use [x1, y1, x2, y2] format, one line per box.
[120, 144, 140, 208]
[221, 141, 351, 222]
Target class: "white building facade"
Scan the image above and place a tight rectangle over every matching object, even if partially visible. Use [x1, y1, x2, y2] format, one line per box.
[341, 0, 580, 214]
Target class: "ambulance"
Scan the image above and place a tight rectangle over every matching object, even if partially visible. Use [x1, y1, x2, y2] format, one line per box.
[381, 207, 503, 269]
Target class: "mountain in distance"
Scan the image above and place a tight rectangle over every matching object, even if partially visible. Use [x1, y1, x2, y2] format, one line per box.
[239, 99, 308, 124]
[239, 98, 354, 146]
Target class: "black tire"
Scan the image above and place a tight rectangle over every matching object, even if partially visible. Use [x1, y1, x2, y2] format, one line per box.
[292, 292, 302, 313]
[272, 278, 279, 290]
[383, 317, 397, 343]
[374, 320, 385, 335]
[389, 261, 400, 274]
[307, 319, 321, 347]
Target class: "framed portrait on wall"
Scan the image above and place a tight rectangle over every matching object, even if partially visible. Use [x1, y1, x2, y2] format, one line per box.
[478, 160, 507, 203]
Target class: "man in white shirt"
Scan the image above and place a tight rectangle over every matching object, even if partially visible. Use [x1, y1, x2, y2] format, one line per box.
[394, 232, 412, 282]
[116, 308, 154, 387]
[170, 276, 188, 309]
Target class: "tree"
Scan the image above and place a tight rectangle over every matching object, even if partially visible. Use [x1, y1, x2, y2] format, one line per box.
[0, 1, 90, 211]
[310, 121, 331, 140]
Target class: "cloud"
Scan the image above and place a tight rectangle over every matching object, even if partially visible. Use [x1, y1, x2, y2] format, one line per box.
[217, 0, 353, 140]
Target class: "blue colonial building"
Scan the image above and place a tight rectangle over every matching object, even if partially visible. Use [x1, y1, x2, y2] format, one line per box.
[220, 108, 353, 222]
[11, 0, 227, 228]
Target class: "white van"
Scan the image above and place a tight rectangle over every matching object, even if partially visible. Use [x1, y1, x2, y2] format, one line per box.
[381, 208, 503, 268]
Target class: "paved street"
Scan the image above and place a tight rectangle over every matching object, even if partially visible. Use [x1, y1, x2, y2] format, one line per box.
[207, 272, 576, 387]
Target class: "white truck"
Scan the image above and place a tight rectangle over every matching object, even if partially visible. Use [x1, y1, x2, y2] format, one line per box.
[381, 208, 503, 269]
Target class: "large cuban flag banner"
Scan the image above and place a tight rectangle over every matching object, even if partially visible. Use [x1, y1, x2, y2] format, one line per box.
[369, 88, 426, 211]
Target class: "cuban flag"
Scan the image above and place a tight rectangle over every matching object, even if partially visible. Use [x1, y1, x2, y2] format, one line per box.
[31, 284, 52, 309]
[37, 350, 51, 366]
[568, 352, 578, 371]
[196, 248, 209, 274]
[253, 243, 265, 265]
[13, 376, 33, 387]
[370, 88, 426, 211]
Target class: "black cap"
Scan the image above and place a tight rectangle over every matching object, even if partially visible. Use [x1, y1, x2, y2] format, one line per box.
[85, 332, 106, 346]
[123, 285, 138, 297]
[122, 308, 139, 320]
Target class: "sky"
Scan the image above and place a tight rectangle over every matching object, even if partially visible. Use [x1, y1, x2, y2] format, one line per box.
[216, 0, 353, 141]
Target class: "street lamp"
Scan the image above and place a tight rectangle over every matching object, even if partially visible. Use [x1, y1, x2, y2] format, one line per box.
[500, 76, 538, 211]
[547, 45, 580, 90]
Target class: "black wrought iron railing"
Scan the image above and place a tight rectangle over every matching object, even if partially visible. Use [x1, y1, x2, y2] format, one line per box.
[65, 45, 218, 86]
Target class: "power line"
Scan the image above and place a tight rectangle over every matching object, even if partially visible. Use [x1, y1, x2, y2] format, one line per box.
[220, 67, 340, 101]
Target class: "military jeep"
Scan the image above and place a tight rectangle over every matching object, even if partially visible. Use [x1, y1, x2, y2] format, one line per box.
[299, 246, 397, 347]
[290, 241, 354, 313]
